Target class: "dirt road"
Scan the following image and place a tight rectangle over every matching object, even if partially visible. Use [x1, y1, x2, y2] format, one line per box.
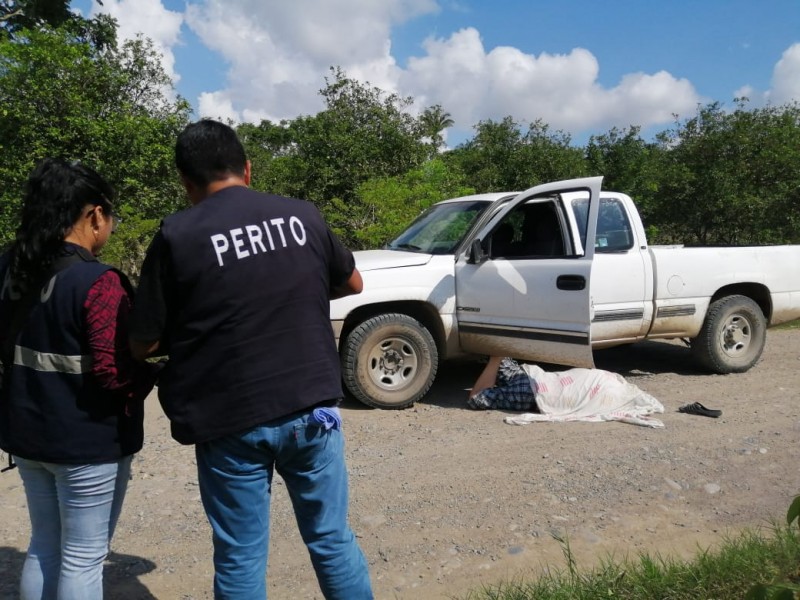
[2, 329, 799, 599]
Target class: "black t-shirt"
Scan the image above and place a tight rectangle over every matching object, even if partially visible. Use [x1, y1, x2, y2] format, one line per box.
[128, 231, 172, 349]
[129, 186, 356, 444]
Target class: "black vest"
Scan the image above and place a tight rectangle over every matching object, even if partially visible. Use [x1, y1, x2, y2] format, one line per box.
[0, 245, 143, 463]
[156, 187, 345, 444]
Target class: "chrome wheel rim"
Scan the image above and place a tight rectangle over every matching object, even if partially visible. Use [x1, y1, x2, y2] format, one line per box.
[719, 313, 753, 358]
[366, 336, 419, 391]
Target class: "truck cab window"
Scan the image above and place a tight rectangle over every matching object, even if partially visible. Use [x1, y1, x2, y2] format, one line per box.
[595, 199, 633, 251]
[489, 222, 515, 257]
[492, 200, 566, 258]
[570, 196, 634, 252]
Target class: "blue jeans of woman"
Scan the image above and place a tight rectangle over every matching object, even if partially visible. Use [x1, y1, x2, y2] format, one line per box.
[195, 409, 373, 600]
[14, 455, 133, 600]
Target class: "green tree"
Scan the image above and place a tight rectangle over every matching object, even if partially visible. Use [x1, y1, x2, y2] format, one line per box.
[0, 21, 191, 275]
[521, 120, 588, 185]
[1, 0, 73, 32]
[651, 101, 800, 245]
[420, 104, 454, 154]
[0, 1, 112, 45]
[236, 117, 310, 206]
[240, 67, 428, 213]
[447, 117, 587, 192]
[585, 126, 663, 226]
[236, 120, 293, 187]
[445, 116, 521, 191]
[329, 158, 473, 249]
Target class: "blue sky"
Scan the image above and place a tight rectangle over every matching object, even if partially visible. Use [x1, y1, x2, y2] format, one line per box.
[73, 0, 800, 146]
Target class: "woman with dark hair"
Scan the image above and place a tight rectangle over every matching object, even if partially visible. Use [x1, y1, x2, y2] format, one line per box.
[0, 158, 158, 599]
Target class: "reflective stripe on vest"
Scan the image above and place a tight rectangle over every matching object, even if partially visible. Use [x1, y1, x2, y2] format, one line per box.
[13, 345, 92, 374]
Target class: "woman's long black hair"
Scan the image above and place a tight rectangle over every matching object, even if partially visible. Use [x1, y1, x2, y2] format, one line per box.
[9, 158, 115, 287]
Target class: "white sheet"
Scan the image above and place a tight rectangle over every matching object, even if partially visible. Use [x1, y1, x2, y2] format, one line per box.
[503, 365, 665, 428]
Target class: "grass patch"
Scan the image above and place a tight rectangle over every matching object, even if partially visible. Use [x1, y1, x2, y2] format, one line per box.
[774, 318, 800, 331]
[460, 524, 800, 600]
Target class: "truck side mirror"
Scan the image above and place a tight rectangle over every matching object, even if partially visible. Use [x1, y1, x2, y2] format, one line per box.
[467, 238, 487, 265]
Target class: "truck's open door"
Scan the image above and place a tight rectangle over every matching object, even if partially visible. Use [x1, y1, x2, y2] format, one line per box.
[454, 177, 602, 367]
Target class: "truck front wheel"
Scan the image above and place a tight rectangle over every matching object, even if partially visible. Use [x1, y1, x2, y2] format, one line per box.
[691, 295, 766, 374]
[342, 313, 438, 409]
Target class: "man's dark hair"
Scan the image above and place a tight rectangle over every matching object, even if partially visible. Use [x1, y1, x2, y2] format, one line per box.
[175, 119, 248, 188]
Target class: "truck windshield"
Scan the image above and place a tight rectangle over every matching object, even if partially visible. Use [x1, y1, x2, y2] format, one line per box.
[385, 200, 490, 255]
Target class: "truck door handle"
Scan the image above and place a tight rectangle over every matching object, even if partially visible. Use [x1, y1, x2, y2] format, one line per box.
[557, 274, 586, 291]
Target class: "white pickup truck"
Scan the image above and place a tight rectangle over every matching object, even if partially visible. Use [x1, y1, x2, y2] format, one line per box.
[331, 176, 800, 408]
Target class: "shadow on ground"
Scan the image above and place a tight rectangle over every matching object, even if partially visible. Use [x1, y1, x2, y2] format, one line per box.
[593, 338, 701, 376]
[0, 548, 157, 599]
[341, 338, 706, 412]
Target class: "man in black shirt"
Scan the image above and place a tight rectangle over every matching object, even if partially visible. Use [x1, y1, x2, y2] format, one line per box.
[130, 119, 372, 599]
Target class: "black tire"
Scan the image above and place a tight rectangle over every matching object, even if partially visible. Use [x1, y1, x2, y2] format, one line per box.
[342, 313, 438, 409]
[691, 295, 766, 374]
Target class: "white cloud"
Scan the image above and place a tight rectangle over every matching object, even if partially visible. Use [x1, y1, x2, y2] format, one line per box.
[197, 91, 240, 124]
[78, 1, 800, 142]
[768, 43, 800, 105]
[184, 5, 701, 140]
[734, 84, 756, 102]
[90, 0, 184, 84]
[401, 28, 701, 138]
[75, 0, 692, 143]
[599, 71, 699, 127]
[734, 43, 800, 107]
[185, 0, 437, 122]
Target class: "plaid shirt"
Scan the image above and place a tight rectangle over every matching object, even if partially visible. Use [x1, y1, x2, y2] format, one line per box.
[85, 271, 157, 405]
[467, 358, 538, 411]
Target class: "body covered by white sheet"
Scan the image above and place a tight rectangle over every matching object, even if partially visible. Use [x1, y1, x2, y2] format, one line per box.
[505, 365, 665, 428]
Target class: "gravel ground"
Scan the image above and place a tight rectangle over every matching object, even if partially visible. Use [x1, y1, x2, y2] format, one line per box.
[1, 329, 799, 599]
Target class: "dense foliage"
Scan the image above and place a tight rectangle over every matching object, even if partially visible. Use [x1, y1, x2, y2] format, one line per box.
[1, 3, 799, 272]
[237, 97, 799, 250]
[650, 101, 800, 245]
[1, 0, 79, 35]
[237, 68, 436, 246]
[0, 10, 191, 275]
[445, 117, 588, 192]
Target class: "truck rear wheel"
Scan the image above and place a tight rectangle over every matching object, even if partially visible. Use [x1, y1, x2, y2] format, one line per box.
[342, 313, 438, 409]
[691, 295, 766, 374]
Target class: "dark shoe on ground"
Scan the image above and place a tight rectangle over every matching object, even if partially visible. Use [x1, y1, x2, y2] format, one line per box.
[678, 402, 722, 418]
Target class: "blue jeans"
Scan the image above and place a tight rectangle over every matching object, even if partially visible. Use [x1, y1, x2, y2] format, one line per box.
[14, 455, 133, 600]
[195, 410, 373, 600]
